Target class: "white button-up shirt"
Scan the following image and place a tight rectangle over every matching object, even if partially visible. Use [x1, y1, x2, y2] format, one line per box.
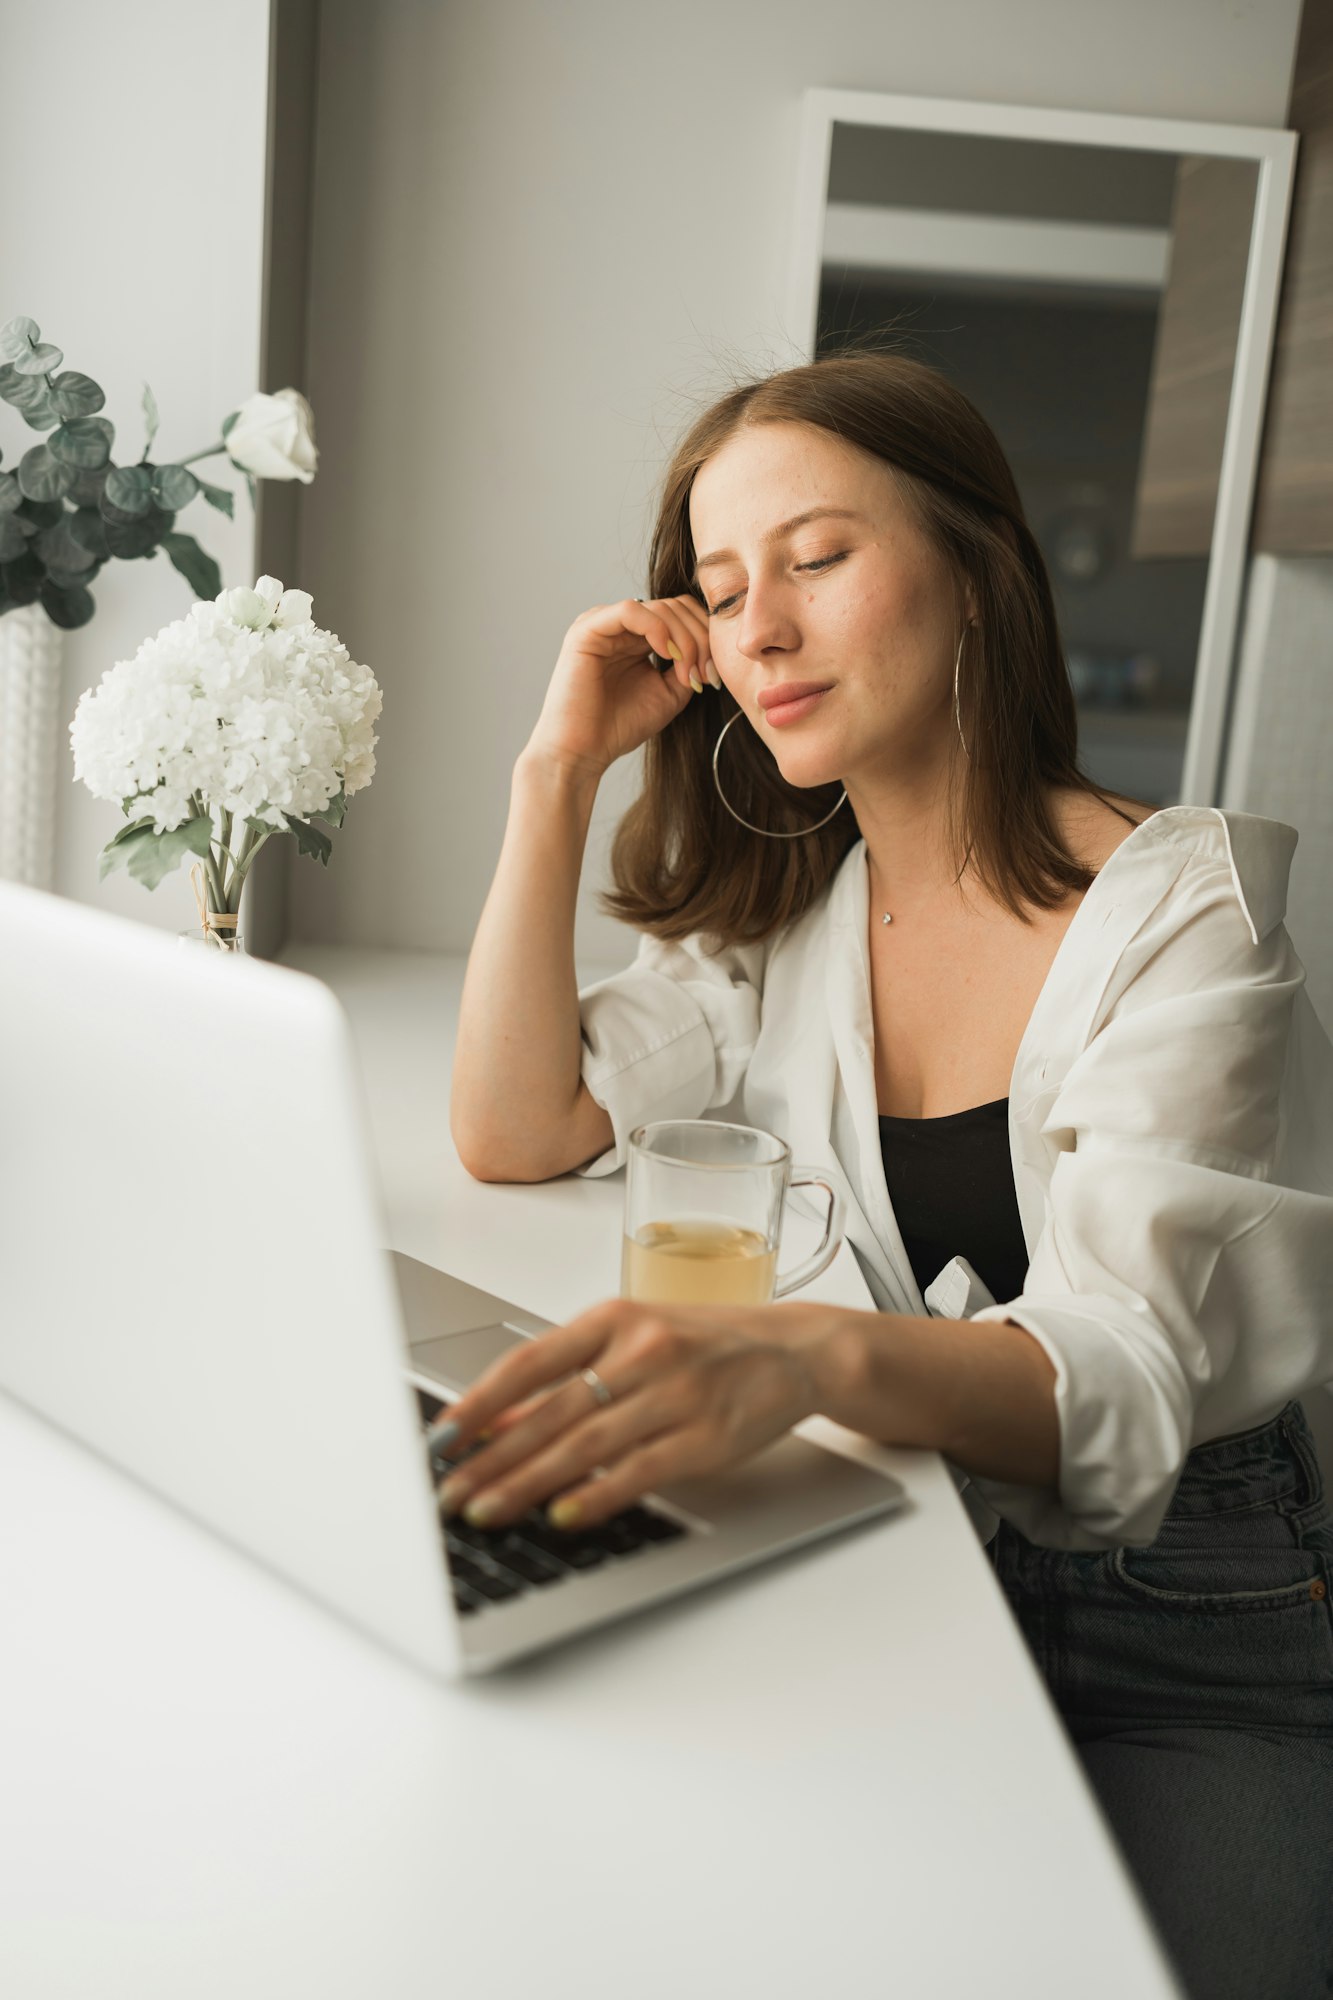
[574, 805, 1333, 1551]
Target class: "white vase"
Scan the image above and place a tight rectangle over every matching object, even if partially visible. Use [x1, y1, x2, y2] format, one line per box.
[0, 603, 63, 891]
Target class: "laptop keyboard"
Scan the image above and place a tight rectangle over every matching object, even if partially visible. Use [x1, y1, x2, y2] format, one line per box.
[415, 1387, 688, 1616]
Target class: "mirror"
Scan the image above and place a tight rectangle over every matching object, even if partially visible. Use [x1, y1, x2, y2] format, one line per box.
[788, 93, 1297, 807]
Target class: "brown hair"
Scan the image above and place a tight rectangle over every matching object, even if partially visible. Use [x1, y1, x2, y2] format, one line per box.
[596, 343, 1152, 949]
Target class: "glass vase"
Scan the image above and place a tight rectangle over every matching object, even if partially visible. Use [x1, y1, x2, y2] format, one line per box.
[177, 922, 247, 954]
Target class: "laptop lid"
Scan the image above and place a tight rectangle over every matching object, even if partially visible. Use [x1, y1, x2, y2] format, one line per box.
[0, 881, 460, 1683]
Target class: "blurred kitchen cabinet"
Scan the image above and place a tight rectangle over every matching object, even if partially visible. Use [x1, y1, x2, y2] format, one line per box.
[1250, 0, 1333, 552]
[1128, 156, 1256, 560]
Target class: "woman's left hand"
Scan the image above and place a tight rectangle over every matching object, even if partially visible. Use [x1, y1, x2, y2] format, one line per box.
[431, 1296, 832, 1532]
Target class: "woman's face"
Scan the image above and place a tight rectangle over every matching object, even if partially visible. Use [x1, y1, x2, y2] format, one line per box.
[688, 420, 974, 789]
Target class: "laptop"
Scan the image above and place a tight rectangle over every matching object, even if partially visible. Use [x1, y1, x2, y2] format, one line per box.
[0, 879, 907, 1680]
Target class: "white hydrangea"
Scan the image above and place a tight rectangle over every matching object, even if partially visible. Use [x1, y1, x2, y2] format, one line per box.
[69, 574, 381, 834]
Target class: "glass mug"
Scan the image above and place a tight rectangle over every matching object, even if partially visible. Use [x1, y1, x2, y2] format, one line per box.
[621, 1120, 845, 1306]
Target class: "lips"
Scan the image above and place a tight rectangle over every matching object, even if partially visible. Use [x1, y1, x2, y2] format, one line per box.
[756, 681, 834, 711]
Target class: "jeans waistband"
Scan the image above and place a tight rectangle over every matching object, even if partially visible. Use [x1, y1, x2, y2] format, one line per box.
[1166, 1397, 1324, 1519]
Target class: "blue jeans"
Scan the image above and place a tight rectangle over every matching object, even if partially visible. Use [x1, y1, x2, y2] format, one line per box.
[988, 1398, 1333, 2000]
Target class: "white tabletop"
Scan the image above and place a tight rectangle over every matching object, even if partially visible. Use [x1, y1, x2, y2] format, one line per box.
[0, 943, 1182, 2000]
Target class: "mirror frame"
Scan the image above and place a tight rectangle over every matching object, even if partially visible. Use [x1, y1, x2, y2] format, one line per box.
[787, 88, 1298, 808]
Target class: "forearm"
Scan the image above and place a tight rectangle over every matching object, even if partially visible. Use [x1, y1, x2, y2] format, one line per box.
[777, 1303, 1060, 1488]
[450, 749, 600, 1176]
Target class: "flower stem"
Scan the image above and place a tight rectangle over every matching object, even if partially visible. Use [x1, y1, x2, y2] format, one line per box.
[188, 793, 227, 915]
[178, 443, 226, 466]
[228, 827, 273, 916]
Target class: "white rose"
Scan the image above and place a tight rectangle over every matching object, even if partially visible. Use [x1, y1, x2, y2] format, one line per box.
[224, 389, 318, 483]
[218, 586, 271, 629]
[276, 588, 313, 628]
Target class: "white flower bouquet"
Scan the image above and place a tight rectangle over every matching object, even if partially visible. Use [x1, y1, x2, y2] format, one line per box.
[69, 574, 381, 944]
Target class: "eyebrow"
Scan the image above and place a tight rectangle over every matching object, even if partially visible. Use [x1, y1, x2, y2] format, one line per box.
[692, 507, 867, 581]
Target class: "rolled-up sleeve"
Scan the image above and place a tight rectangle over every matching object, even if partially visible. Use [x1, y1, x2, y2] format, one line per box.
[573, 929, 770, 1177]
[965, 858, 1333, 1550]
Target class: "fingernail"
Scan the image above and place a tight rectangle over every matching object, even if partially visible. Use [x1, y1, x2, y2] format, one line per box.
[547, 1497, 582, 1529]
[438, 1476, 468, 1514]
[667, 643, 681, 661]
[427, 1417, 460, 1450]
[464, 1493, 502, 1525]
[689, 671, 704, 694]
[706, 661, 722, 689]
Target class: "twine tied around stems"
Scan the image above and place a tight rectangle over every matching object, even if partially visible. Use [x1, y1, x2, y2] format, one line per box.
[190, 861, 240, 947]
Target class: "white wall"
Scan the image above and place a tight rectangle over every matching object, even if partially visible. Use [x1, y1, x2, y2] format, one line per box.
[1, 0, 269, 935]
[1223, 555, 1333, 1027]
[282, 0, 1303, 959]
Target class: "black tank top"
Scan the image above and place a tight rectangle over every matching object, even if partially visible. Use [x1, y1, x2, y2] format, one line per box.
[877, 1096, 1029, 1307]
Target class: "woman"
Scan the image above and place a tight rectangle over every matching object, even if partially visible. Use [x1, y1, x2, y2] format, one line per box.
[446, 350, 1333, 1999]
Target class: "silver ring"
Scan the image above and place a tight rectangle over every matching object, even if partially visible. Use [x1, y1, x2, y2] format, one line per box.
[580, 1366, 613, 1408]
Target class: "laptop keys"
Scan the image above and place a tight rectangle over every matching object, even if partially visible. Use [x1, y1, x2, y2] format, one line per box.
[416, 1383, 688, 1616]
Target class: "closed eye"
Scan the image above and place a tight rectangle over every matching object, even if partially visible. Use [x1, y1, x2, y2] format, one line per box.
[708, 552, 847, 616]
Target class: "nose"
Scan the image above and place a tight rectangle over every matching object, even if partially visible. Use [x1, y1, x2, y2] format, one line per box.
[733, 578, 801, 665]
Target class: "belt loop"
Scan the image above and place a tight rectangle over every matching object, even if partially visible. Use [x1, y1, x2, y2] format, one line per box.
[1278, 1400, 1325, 1526]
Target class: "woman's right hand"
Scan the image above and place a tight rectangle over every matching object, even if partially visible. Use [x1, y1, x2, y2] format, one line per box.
[524, 594, 716, 781]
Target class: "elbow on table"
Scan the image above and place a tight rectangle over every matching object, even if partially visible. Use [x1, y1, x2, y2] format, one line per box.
[452, 1082, 615, 1184]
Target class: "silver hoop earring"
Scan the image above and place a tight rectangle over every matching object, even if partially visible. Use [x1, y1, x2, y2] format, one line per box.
[711, 626, 974, 839]
[711, 710, 848, 837]
[954, 622, 972, 761]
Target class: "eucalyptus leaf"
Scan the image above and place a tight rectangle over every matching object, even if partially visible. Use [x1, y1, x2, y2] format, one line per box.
[0, 363, 52, 417]
[15, 342, 63, 377]
[48, 372, 106, 420]
[195, 477, 234, 518]
[0, 316, 40, 361]
[160, 531, 220, 600]
[16, 497, 63, 530]
[34, 513, 96, 572]
[39, 578, 95, 629]
[0, 470, 22, 511]
[69, 507, 110, 558]
[2, 378, 59, 430]
[47, 559, 102, 591]
[48, 416, 114, 471]
[244, 470, 257, 511]
[98, 813, 213, 890]
[0, 516, 26, 562]
[288, 816, 333, 866]
[65, 463, 109, 508]
[104, 464, 153, 514]
[151, 464, 199, 509]
[17, 443, 75, 504]
[1, 550, 43, 604]
[103, 504, 172, 560]
[311, 788, 347, 827]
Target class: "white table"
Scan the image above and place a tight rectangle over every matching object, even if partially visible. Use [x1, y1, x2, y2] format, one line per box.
[0, 945, 1183, 2000]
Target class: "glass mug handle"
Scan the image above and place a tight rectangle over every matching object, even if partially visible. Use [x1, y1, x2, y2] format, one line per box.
[772, 1172, 845, 1299]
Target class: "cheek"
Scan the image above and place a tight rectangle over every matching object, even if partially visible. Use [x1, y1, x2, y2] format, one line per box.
[849, 558, 939, 650]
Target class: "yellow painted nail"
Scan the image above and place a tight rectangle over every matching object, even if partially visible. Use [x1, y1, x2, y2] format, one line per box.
[667, 643, 681, 660]
[464, 1493, 501, 1525]
[547, 1497, 582, 1529]
[689, 671, 704, 694]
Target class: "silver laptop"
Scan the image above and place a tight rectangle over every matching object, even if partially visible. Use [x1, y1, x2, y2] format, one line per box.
[0, 879, 906, 1680]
